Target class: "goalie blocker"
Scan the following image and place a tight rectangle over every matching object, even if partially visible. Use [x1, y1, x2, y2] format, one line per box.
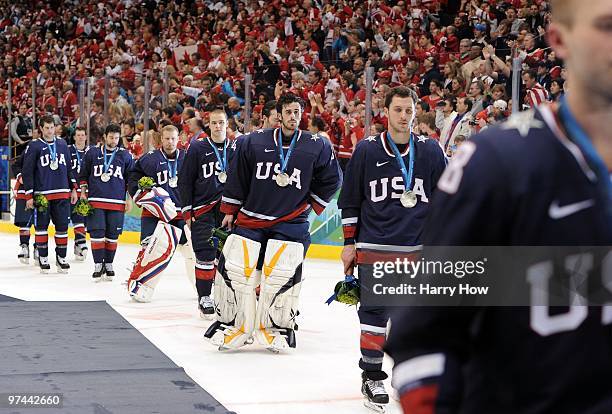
[205, 233, 305, 352]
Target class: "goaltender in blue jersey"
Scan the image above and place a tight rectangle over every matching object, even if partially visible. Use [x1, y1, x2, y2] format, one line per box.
[204, 93, 342, 352]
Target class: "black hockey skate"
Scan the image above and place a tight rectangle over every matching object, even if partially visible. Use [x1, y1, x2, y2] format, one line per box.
[362, 371, 389, 413]
[38, 256, 51, 274]
[92, 263, 105, 282]
[103, 263, 115, 281]
[56, 255, 70, 274]
[198, 296, 214, 319]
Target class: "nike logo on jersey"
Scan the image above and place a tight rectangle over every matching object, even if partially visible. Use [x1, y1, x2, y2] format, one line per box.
[159, 161, 167, 165]
[205, 152, 214, 156]
[548, 199, 594, 220]
[376, 161, 389, 167]
[97, 156, 104, 160]
[264, 149, 275, 153]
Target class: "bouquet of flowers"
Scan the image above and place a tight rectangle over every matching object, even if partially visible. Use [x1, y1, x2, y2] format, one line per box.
[326, 275, 360, 306]
[73, 199, 94, 216]
[33, 194, 49, 212]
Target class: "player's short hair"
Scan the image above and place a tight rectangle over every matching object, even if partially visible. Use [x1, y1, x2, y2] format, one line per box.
[105, 123, 121, 135]
[276, 93, 305, 114]
[121, 118, 135, 128]
[75, 127, 86, 134]
[209, 105, 227, 118]
[39, 115, 55, 128]
[384, 86, 418, 109]
[161, 124, 179, 136]
[263, 100, 277, 118]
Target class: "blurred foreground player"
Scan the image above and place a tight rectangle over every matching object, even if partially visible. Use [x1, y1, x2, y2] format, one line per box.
[12, 146, 37, 264]
[338, 87, 446, 412]
[205, 93, 342, 351]
[79, 124, 133, 281]
[386, 1, 612, 413]
[22, 116, 78, 273]
[127, 125, 196, 302]
[179, 108, 235, 317]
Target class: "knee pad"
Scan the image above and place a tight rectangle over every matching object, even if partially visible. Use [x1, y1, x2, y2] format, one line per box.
[254, 239, 304, 349]
[204, 233, 261, 350]
[128, 221, 182, 303]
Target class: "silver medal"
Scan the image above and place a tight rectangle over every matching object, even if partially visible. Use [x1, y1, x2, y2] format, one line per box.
[400, 190, 418, 208]
[101, 172, 111, 183]
[275, 172, 290, 187]
[169, 176, 178, 188]
[49, 159, 59, 170]
[218, 171, 227, 184]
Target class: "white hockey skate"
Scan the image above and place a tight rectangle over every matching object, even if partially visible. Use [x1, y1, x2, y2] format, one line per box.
[74, 244, 88, 261]
[198, 296, 214, 319]
[18, 244, 29, 264]
[103, 263, 115, 282]
[38, 256, 51, 274]
[362, 372, 389, 413]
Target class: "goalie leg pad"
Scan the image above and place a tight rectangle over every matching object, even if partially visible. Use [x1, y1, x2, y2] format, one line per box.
[128, 221, 182, 303]
[179, 224, 197, 294]
[254, 238, 304, 350]
[204, 233, 261, 350]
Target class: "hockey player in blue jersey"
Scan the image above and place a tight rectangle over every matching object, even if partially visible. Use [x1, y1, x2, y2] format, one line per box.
[204, 93, 342, 352]
[69, 127, 90, 261]
[338, 86, 446, 411]
[127, 124, 196, 303]
[79, 124, 133, 281]
[386, 1, 612, 413]
[179, 107, 235, 318]
[22, 115, 78, 273]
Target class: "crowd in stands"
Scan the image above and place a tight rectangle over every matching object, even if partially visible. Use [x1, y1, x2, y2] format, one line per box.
[0, 0, 565, 164]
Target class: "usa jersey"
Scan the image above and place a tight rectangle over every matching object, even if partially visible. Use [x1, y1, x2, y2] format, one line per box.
[128, 149, 186, 218]
[79, 146, 133, 211]
[386, 106, 612, 414]
[70, 144, 91, 195]
[338, 132, 446, 259]
[221, 128, 342, 228]
[178, 137, 237, 221]
[22, 137, 75, 201]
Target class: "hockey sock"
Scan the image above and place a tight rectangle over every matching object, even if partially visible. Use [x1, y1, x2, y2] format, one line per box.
[90, 230, 105, 263]
[74, 224, 87, 247]
[19, 227, 31, 245]
[35, 230, 49, 258]
[195, 260, 215, 298]
[54, 230, 68, 258]
[359, 324, 387, 373]
[104, 238, 118, 263]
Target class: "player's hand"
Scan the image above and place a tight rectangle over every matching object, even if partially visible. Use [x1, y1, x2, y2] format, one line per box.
[70, 189, 78, 205]
[26, 198, 34, 210]
[341, 244, 356, 275]
[221, 214, 235, 231]
[125, 198, 132, 212]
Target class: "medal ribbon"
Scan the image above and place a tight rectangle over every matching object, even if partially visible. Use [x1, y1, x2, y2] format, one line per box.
[206, 138, 227, 172]
[103, 146, 118, 175]
[46, 137, 57, 163]
[277, 128, 299, 173]
[558, 96, 612, 222]
[162, 150, 179, 179]
[386, 131, 415, 192]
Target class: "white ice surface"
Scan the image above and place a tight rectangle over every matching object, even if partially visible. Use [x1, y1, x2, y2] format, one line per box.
[0, 233, 402, 414]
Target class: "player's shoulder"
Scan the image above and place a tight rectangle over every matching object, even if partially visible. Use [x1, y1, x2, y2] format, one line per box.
[470, 106, 556, 160]
[354, 132, 383, 154]
[414, 134, 444, 155]
[300, 129, 330, 151]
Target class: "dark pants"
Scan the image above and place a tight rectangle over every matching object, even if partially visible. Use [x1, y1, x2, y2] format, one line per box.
[357, 264, 390, 378]
[35, 198, 70, 259]
[14, 198, 33, 246]
[87, 208, 124, 264]
[71, 205, 87, 248]
[191, 206, 223, 299]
